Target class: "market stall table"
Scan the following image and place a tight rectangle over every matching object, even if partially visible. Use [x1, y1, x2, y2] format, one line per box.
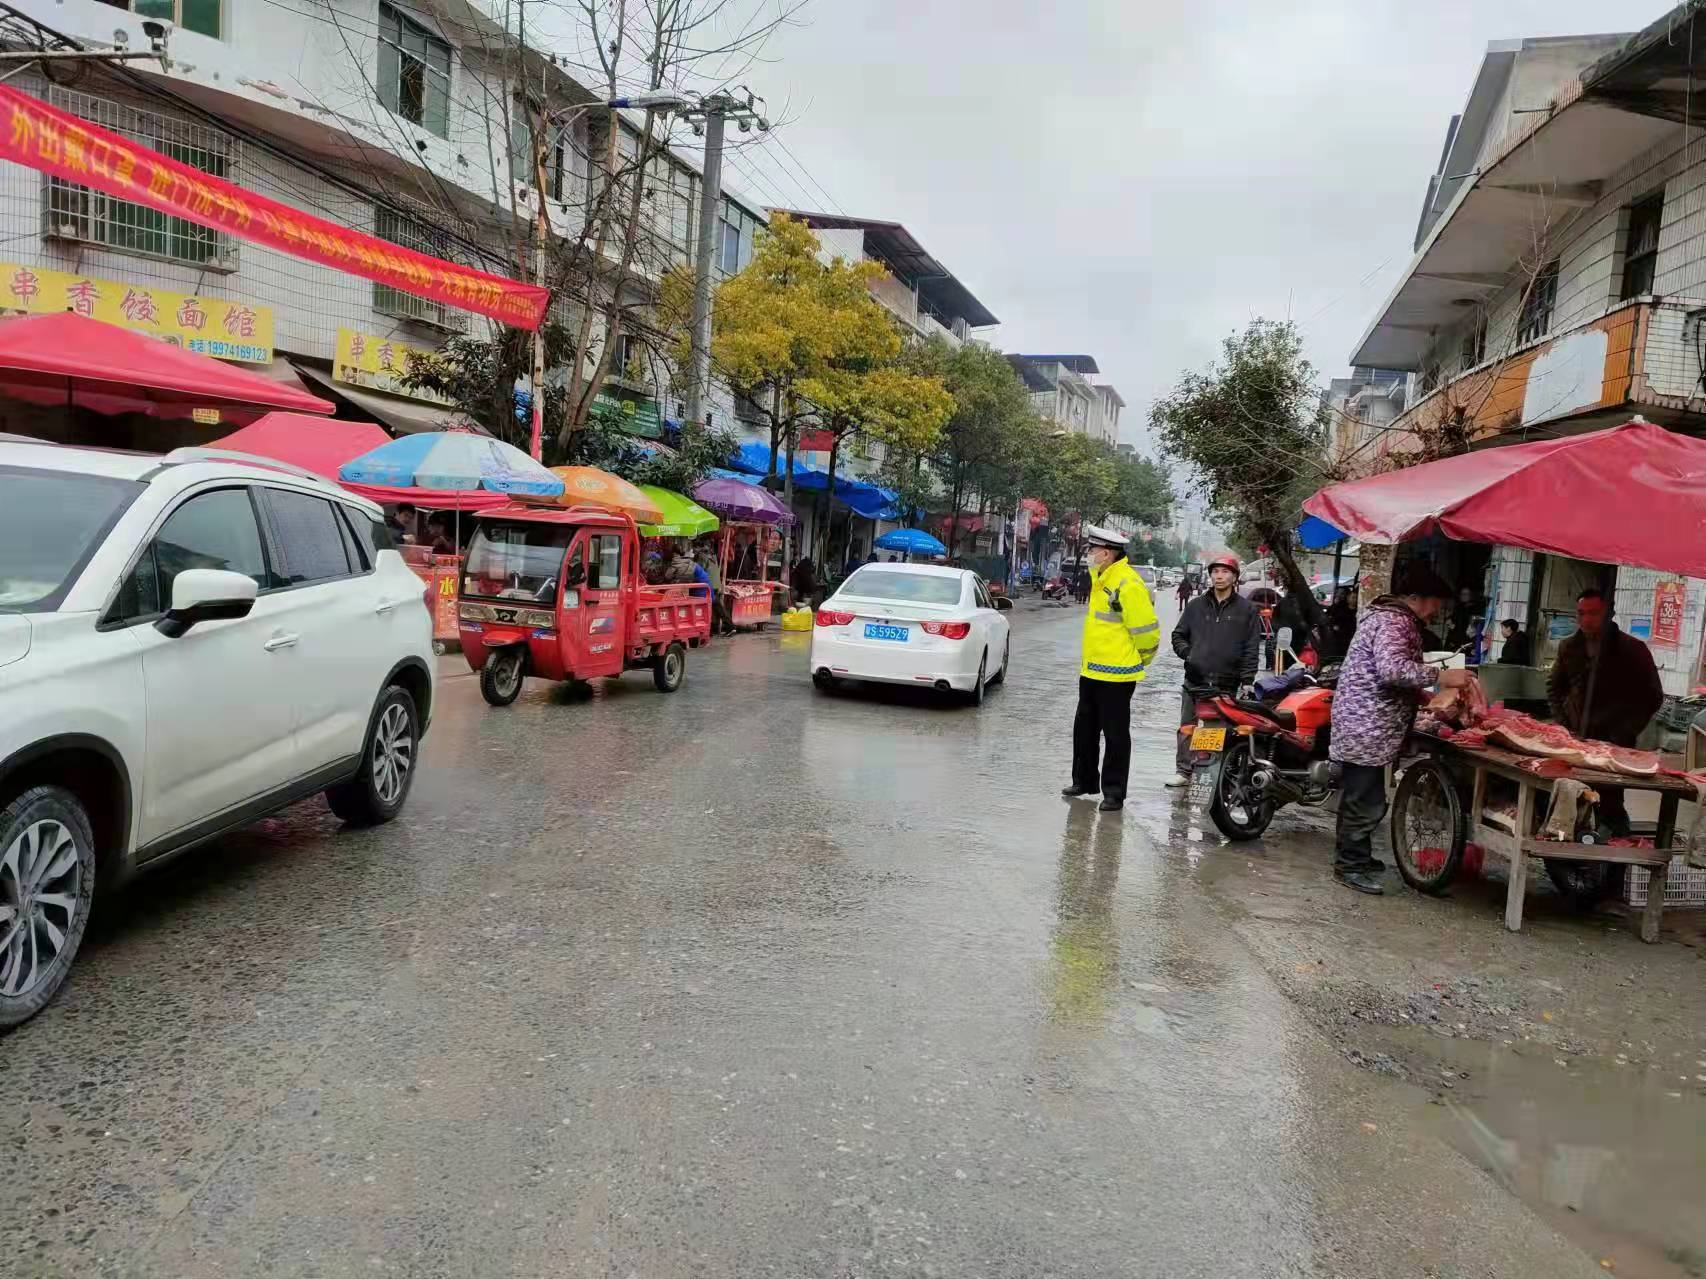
[1394, 734, 1692, 942]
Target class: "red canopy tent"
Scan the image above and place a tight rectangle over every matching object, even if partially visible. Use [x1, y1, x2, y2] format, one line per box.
[1304, 421, 1706, 578]
[208, 413, 510, 510]
[207, 413, 391, 480]
[0, 311, 334, 422]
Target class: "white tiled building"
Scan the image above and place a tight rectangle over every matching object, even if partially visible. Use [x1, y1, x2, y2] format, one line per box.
[0, 0, 765, 436]
[1350, 6, 1706, 692]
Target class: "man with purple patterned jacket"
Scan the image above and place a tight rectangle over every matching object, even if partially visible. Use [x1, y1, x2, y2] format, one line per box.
[1329, 565, 1468, 895]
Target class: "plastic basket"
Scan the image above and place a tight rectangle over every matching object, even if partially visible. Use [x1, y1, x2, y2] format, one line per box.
[1623, 855, 1706, 908]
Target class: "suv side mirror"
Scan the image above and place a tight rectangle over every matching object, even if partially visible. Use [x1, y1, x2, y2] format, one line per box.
[156, 568, 257, 638]
[995, 596, 1013, 611]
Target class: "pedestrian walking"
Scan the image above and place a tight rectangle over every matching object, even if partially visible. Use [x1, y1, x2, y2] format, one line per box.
[1328, 565, 1467, 894]
[1166, 553, 1261, 787]
[1061, 525, 1161, 812]
[1175, 575, 1193, 608]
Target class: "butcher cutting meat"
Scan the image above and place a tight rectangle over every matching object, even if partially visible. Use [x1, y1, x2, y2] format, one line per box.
[1546, 587, 1664, 837]
[1329, 564, 1468, 896]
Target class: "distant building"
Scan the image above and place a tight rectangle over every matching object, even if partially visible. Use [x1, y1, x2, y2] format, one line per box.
[1323, 367, 1406, 471]
[773, 211, 997, 347]
[1006, 354, 1122, 444]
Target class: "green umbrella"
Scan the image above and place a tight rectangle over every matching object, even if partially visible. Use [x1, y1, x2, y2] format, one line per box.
[636, 485, 720, 537]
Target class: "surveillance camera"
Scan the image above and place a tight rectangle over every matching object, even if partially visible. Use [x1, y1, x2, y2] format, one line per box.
[112, 28, 130, 47]
[140, 17, 171, 54]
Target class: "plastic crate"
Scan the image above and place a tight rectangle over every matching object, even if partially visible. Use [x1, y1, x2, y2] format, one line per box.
[1623, 855, 1706, 908]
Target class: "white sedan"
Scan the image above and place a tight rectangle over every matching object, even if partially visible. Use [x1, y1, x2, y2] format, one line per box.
[809, 564, 1012, 705]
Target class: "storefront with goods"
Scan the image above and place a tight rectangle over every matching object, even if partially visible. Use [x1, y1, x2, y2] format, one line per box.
[1305, 420, 1706, 931]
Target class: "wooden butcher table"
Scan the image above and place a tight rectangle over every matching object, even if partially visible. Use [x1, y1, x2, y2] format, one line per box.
[1394, 736, 1693, 943]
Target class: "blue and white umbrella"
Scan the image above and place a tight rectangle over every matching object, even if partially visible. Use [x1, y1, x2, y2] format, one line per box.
[339, 431, 564, 497]
[874, 527, 946, 556]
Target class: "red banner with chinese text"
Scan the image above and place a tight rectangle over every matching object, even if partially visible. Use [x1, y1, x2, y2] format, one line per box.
[0, 86, 549, 330]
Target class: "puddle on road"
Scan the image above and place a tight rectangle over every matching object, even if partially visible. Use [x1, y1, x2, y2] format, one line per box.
[1372, 1024, 1706, 1277]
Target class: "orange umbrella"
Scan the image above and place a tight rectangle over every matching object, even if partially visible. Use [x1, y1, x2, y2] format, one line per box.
[543, 466, 664, 523]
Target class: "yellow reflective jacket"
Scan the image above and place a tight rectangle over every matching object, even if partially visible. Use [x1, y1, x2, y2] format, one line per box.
[1080, 557, 1161, 682]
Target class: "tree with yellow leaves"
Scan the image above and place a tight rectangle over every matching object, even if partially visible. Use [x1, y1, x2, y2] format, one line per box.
[670, 212, 951, 563]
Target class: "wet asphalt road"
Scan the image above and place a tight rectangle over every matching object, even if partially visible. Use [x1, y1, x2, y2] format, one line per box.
[3, 604, 1608, 1278]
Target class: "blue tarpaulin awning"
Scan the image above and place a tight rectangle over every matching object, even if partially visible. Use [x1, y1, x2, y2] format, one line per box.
[728, 441, 899, 518]
[1298, 514, 1348, 551]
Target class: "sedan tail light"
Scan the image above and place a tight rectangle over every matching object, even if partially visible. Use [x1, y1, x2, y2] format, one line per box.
[815, 609, 856, 627]
[921, 620, 971, 640]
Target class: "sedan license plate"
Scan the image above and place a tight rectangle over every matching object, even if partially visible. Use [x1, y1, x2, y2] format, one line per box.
[1189, 726, 1226, 752]
[864, 623, 909, 642]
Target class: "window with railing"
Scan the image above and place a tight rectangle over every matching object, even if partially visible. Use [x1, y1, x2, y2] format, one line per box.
[1516, 259, 1558, 345]
[1458, 315, 1486, 371]
[1620, 192, 1663, 300]
[41, 88, 236, 269]
[372, 206, 466, 331]
[378, 2, 451, 138]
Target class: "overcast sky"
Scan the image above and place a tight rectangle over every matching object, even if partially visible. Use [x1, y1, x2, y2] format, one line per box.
[715, 0, 1636, 449]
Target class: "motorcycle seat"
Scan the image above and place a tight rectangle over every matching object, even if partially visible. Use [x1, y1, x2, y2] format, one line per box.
[1234, 697, 1296, 730]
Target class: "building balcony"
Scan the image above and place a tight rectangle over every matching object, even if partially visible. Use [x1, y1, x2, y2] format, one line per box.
[867, 272, 918, 328]
[1361, 297, 1706, 470]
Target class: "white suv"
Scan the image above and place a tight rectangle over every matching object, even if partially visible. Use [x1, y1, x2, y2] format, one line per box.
[0, 440, 435, 1028]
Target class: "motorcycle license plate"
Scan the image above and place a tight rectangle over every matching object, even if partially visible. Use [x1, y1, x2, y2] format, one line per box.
[1189, 726, 1226, 752]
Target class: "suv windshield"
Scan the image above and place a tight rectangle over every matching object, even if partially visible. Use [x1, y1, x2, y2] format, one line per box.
[464, 520, 575, 604]
[839, 568, 963, 607]
[0, 466, 143, 611]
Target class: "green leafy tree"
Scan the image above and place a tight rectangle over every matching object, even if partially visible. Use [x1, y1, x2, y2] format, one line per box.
[1151, 319, 1327, 620]
[1110, 453, 1172, 527]
[920, 340, 1039, 555]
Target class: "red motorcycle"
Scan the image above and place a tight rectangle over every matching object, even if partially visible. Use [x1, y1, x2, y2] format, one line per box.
[1183, 666, 1339, 840]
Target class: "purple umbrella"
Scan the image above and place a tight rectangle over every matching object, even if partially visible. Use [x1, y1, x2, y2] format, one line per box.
[692, 473, 796, 525]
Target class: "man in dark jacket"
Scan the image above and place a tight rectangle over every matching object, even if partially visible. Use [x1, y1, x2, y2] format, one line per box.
[1167, 553, 1262, 786]
[1497, 619, 1530, 665]
[1547, 588, 1664, 834]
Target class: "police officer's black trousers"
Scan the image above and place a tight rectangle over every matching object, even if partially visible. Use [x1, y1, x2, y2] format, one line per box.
[1071, 676, 1136, 800]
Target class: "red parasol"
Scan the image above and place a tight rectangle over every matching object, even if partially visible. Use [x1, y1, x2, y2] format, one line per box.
[208, 413, 391, 480]
[1304, 421, 1706, 579]
[0, 311, 333, 421]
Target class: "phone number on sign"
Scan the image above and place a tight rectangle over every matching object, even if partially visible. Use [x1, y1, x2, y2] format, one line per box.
[187, 338, 269, 363]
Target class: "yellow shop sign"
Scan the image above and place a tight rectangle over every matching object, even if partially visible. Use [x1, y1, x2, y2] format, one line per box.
[333, 327, 455, 407]
[0, 262, 273, 363]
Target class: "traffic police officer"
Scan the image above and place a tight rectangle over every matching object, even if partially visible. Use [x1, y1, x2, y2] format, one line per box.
[1061, 525, 1161, 811]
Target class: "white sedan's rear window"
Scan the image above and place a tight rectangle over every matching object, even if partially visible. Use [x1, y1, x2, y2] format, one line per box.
[840, 569, 961, 606]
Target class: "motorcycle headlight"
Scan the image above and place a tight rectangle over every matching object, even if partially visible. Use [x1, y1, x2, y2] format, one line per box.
[518, 608, 554, 628]
[460, 602, 495, 622]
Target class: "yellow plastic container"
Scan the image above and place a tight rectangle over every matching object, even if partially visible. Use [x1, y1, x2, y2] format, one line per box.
[780, 610, 813, 632]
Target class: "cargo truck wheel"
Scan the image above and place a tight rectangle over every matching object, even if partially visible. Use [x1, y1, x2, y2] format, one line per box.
[654, 642, 686, 692]
[479, 648, 525, 706]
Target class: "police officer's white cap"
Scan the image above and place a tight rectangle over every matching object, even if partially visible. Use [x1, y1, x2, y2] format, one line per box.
[1082, 524, 1126, 550]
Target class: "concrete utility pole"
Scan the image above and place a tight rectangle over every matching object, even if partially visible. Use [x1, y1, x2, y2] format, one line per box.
[681, 89, 767, 430]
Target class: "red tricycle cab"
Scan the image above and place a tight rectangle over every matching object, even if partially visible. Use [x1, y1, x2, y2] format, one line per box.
[457, 503, 713, 707]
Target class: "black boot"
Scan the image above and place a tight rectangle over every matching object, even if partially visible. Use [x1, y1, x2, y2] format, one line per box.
[1061, 784, 1096, 798]
[1098, 797, 1123, 812]
[1334, 867, 1385, 895]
